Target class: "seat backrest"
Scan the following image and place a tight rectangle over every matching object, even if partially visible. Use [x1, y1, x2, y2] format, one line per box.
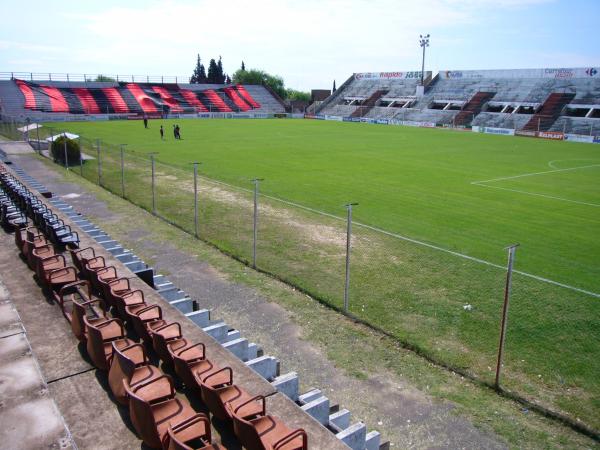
[231, 413, 263, 450]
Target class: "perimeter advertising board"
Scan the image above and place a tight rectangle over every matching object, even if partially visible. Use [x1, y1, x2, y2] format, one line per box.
[537, 131, 564, 140]
[355, 71, 431, 80]
[564, 134, 594, 143]
[442, 67, 599, 80]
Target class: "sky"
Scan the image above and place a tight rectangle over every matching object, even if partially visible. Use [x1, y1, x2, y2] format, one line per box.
[0, 0, 599, 91]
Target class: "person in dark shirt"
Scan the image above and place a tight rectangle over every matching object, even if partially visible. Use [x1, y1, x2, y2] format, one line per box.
[173, 124, 177, 139]
[159, 125, 164, 140]
[175, 124, 181, 139]
[143, 115, 148, 129]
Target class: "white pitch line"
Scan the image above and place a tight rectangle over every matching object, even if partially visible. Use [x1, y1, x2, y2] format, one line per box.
[197, 174, 600, 299]
[471, 164, 600, 185]
[474, 183, 600, 207]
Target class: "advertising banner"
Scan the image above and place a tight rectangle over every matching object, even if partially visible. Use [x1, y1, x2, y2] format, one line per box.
[376, 119, 389, 125]
[594, 136, 600, 144]
[515, 130, 537, 137]
[471, 126, 480, 133]
[325, 115, 343, 121]
[537, 131, 564, 140]
[355, 71, 431, 80]
[483, 127, 515, 136]
[442, 67, 599, 80]
[564, 134, 594, 143]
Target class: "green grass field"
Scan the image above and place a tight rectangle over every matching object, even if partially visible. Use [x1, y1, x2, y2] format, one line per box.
[44, 118, 600, 431]
[52, 118, 599, 292]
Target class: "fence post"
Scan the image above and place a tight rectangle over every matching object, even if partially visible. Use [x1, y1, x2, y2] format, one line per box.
[591, 123, 594, 137]
[120, 144, 126, 198]
[192, 162, 201, 237]
[494, 243, 519, 389]
[252, 178, 264, 269]
[344, 202, 358, 312]
[63, 132, 69, 170]
[150, 153, 157, 214]
[79, 137, 83, 176]
[96, 139, 102, 186]
[36, 124, 40, 154]
[537, 117, 541, 132]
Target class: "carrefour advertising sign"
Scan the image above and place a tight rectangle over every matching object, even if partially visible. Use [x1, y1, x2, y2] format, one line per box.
[442, 67, 599, 79]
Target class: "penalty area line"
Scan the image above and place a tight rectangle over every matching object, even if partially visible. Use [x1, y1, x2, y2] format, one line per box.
[473, 183, 600, 207]
[471, 164, 600, 185]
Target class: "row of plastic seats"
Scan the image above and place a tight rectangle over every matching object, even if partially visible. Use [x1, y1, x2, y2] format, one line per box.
[0, 163, 308, 450]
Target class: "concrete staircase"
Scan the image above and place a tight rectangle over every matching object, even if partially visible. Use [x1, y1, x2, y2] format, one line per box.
[350, 90, 388, 118]
[454, 91, 495, 126]
[521, 92, 576, 131]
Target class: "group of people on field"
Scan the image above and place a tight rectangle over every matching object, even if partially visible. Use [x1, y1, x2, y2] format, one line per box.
[146, 120, 182, 141]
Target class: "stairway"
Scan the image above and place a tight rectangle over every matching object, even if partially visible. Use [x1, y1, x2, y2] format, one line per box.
[350, 89, 388, 118]
[454, 91, 495, 126]
[521, 92, 575, 132]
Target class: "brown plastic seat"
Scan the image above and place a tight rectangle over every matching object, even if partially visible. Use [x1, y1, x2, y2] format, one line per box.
[29, 243, 55, 270]
[124, 375, 206, 449]
[35, 254, 66, 286]
[113, 289, 146, 321]
[84, 315, 133, 370]
[20, 229, 46, 258]
[199, 367, 263, 421]
[15, 226, 39, 252]
[126, 304, 165, 343]
[169, 343, 223, 394]
[82, 256, 107, 282]
[151, 322, 188, 364]
[46, 267, 79, 302]
[163, 414, 223, 450]
[229, 398, 307, 450]
[99, 277, 132, 310]
[108, 342, 164, 405]
[58, 280, 108, 341]
[69, 246, 95, 273]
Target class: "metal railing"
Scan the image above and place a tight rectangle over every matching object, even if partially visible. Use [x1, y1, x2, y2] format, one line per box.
[0, 71, 187, 84]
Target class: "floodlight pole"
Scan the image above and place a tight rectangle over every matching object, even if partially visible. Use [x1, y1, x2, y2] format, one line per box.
[120, 144, 127, 198]
[252, 178, 264, 269]
[419, 34, 430, 86]
[495, 243, 520, 389]
[344, 203, 358, 312]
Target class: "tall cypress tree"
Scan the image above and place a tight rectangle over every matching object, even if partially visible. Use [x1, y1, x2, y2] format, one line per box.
[190, 54, 202, 83]
[198, 63, 207, 83]
[332, 79, 337, 93]
[207, 59, 219, 84]
[217, 56, 225, 84]
[241, 61, 246, 71]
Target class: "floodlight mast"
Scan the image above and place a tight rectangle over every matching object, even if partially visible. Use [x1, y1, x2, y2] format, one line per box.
[419, 34, 430, 86]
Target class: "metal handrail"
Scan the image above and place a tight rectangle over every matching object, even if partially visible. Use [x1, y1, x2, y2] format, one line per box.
[0, 71, 188, 84]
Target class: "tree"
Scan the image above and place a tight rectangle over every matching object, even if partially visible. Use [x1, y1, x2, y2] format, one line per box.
[51, 136, 81, 167]
[285, 89, 310, 102]
[190, 54, 207, 84]
[332, 80, 336, 93]
[232, 68, 286, 99]
[217, 56, 226, 84]
[241, 61, 246, 71]
[207, 58, 219, 84]
[94, 75, 116, 82]
[225, 74, 231, 84]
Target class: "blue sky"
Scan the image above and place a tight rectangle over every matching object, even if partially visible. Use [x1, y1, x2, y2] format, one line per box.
[0, 0, 598, 91]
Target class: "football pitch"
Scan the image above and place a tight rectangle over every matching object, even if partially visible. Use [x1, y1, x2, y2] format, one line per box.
[47, 118, 600, 428]
[54, 118, 599, 293]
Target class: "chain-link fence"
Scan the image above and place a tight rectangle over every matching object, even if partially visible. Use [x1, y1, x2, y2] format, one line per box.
[1, 116, 599, 434]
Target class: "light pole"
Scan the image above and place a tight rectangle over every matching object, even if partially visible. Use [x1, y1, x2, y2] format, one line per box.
[419, 34, 430, 86]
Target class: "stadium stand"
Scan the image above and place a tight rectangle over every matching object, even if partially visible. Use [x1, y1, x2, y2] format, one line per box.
[317, 67, 600, 133]
[1, 77, 284, 117]
[0, 154, 385, 449]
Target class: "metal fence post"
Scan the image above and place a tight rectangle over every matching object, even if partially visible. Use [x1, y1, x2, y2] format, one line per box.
[494, 243, 519, 389]
[79, 137, 83, 176]
[252, 178, 264, 268]
[192, 162, 201, 237]
[344, 202, 358, 312]
[63, 132, 69, 169]
[150, 153, 157, 214]
[120, 144, 126, 198]
[36, 124, 40, 154]
[96, 139, 102, 185]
